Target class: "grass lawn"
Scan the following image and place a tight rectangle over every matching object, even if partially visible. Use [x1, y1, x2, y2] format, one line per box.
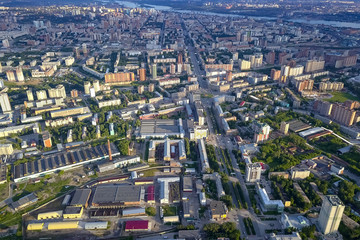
[324, 92, 359, 103]
[141, 169, 160, 177]
[162, 205, 177, 216]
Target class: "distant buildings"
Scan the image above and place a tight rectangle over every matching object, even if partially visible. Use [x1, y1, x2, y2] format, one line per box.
[318, 195, 345, 235]
[305, 59, 325, 73]
[0, 93, 11, 113]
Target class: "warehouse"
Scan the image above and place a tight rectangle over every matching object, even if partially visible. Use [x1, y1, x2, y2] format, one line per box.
[11, 193, 38, 211]
[91, 185, 144, 208]
[97, 156, 141, 173]
[27, 223, 44, 231]
[148, 139, 186, 162]
[163, 215, 179, 223]
[139, 119, 184, 139]
[63, 206, 84, 219]
[125, 220, 150, 232]
[48, 221, 79, 230]
[84, 221, 108, 230]
[135, 179, 154, 185]
[147, 185, 155, 203]
[122, 207, 146, 217]
[37, 211, 63, 220]
[210, 201, 228, 220]
[182, 176, 193, 192]
[70, 189, 91, 207]
[158, 177, 180, 204]
[14, 143, 120, 182]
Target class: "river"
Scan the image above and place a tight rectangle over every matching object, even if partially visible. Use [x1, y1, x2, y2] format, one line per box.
[113, 0, 360, 29]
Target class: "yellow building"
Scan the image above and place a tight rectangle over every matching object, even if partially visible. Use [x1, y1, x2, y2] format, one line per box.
[48, 221, 79, 230]
[27, 223, 44, 231]
[37, 211, 63, 220]
[63, 206, 83, 219]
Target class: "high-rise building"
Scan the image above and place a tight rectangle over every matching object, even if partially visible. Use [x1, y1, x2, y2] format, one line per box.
[90, 87, 96, 98]
[288, 65, 304, 77]
[177, 52, 183, 64]
[270, 69, 281, 81]
[93, 80, 100, 92]
[318, 195, 344, 235]
[138, 85, 144, 94]
[48, 85, 66, 98]
[245, 163, 262, 183]
[105, 72, 135, 84]
[26, 90, 34, 101]
[36, 90, 47, 100]
[331, 103, 357, 126]
[82, 43, 88, 56]
[84, 82, 91, 95]
[148, 83, 155, 92]
[0, 93, 11, 113]
[170, 64, 176, 74]
[74, 47, 81, 59]
[70, 89, 78, 98]
[314, 100, 333, 117]
[253, 121, 271, 143]
[2, 39, 9, 48]
[305, 59, 325, 73]
[151, 64, 157, 79]
[6, 71, 15, 82]
[266, 51, 275, 65]
[16, 67, 24, 82]
[280, 65, 290, 83]
[280, 121, 289, 135]
[138, 68, 146, 81]
[239, 60, 251, 71]
[295, 79, 314, 92]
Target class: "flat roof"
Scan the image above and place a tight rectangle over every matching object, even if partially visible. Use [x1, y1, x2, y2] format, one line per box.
[125, 220, 149, 230]
[92, 185, 142, 205]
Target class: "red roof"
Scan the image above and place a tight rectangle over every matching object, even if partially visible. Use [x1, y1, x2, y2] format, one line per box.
[240, 101, 245, 106]
[147, 185, 155, 201]
[125, 220, 149, 230]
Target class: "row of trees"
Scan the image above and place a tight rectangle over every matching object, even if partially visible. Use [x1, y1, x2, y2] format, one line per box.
[203, 222, 241, 240]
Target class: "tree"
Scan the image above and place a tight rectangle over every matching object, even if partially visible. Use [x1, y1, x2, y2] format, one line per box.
[145, 207, 156, 216]
[117, 139, 130, 155]
[221, 195, 233, 209]
[135, 119, 141, 128]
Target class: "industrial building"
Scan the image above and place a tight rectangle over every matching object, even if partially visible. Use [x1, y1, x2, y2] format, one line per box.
[182, 176, 193, 192]
[256, 183, 284, 213]
[158, 177, 180, 204]
[147, 185, 155, 203]
[210, 201, 228, 220]
[48, 221, 79, 230]
[318, 195, 345, 235]
[91, 185, 144, 207]
[14, 143, 120, 182]
[125, 220, 150, 232]
[11, 193, 38, 211]
[70, 189, 91, 207]
[148, 139, 186, 162]
[63, 206, 84, 219]
[139, 119, 184, 139]
[37, 211, 63, 220]
[97, 156, 141, 173]
[122, 207, 146, 217]
[84, 222, 108, 230]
